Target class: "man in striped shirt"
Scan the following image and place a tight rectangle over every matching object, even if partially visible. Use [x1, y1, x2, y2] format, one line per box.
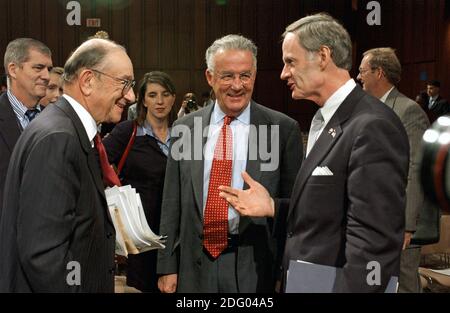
[0, 38, 52, 213]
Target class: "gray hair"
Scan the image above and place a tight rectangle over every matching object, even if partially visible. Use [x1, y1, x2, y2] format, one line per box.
[205, 34, 257, 72]
[283, 13, 352, 70]
[4, 38, 51, 74]
[363, 47, 401, 85]
[63, 38, 125, 83]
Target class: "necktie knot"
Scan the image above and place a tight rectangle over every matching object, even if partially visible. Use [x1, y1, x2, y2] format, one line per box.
[94, 133, 121, 187]
[306, 110, 325, 157]
[224, 115, 233, 126]
[25, 109, 40, 122]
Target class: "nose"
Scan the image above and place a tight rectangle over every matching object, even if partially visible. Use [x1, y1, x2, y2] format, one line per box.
[41, 67, 51, 82]
[280, 65, 289, 80]
[156, 94, 164, 104]
[230, 76, 244, 90]
[124, 86, 136, 103]
[356, 72, 362, 81]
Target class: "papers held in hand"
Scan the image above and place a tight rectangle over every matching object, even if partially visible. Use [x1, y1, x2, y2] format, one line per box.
[105, 185, 166, 257]
[286, 260, 398, 293]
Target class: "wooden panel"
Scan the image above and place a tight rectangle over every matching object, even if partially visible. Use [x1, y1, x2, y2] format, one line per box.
[43, 0, 61, 66]
[110, 0, 128, 47]
[253, 70, 286, 112]
[27, 0, 43, 40]
[177, 0, 195, 70]
[255, 0, 273, 68]
[9, 0, 26, 40]
[240, 0, 256, 40]
[159, 0, 177, 69]
[193, 0, 207, 69]
[142, 0, 159, 68]
[128, 0, 143, 69]
[0, 0, 9, 65]
[224, 0, 240, 34]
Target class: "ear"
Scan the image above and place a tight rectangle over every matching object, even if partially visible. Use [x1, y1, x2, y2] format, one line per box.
[377, 68, 385, 80]
[205, 69, 214, 87]
[7, 63, 18, 80]
[318, 46, 332, 70]
[78, 69, 95, 96]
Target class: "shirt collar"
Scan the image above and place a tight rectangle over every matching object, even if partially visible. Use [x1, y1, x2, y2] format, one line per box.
[211, 100, 251, 126]
[7, 89, 39, 119]
[379, 86, 395, 103]
[319, 79, 357, 125]
[63, 94, 98, 146]
[138, 120, 171, 143]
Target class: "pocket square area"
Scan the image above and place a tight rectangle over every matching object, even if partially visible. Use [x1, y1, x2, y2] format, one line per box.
[312, 166, 334, 176]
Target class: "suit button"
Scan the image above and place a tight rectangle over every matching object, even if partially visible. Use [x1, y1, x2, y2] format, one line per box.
[107, 232, 113, 239]
[109, 268, 115, 275]
[287, 232, 293, 238]
[196, 259, 202, 266]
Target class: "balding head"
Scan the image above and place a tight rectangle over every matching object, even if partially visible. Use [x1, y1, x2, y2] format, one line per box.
[63, 38, 125, 84]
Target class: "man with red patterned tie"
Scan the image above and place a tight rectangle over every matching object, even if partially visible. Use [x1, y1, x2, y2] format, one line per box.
[0, 38, 135, 292]
[157, 34, 302, 293]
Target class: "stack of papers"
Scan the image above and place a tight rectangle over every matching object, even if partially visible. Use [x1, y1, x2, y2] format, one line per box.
[105, 185, 166, 256]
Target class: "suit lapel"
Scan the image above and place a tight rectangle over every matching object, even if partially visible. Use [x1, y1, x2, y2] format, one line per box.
[0, 93, 22, 153]
[287, 86, 365, 220]
[56, 99, 108, 206]
[192, 105, 215, 215]
[384, 87, 399, 110]
[239, 102, 270, 232]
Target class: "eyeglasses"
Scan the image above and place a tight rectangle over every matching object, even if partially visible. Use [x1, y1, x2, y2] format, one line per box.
[358, 67, 376, 76]
[90, 68, 136, 96]
[216, 71, 254, 86]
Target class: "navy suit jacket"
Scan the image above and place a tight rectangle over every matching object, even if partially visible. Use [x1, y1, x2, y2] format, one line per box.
[0, 97, 116, 292]
[275, 86, 409, 292]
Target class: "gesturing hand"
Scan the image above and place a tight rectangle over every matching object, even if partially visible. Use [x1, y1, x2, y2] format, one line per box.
[219, 171, 275, 217]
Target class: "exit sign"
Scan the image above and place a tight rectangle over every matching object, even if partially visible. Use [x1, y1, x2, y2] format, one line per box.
[86, 18, 101, 28]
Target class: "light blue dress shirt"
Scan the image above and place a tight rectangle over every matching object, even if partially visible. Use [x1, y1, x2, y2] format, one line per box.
[137, 120, 171, 156]
[203, 102, 251, 234]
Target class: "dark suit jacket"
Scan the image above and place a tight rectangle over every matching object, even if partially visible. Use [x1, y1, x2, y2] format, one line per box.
[103, 120, 168, 292]
[425, 95, 450, 124]
[275, 86, 409, 292]
[0, 93, 21, 215]
[0, 97, 116, 292]
[157, 101, 302, 292]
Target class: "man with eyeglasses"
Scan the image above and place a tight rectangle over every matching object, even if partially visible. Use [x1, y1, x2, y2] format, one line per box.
[157, 34, 302, 293]
[357, 47, 430, 293]
[0, 38, 136, 292]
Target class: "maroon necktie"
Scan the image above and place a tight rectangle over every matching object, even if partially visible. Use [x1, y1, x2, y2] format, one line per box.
[94, 134, 121, 187]
[203, 116, 233, 259]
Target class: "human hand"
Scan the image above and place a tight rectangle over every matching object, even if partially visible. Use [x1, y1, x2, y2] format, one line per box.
[158, 274, 178, 293]
[219, 171, 275, 217]
[403, 231, 413, 250]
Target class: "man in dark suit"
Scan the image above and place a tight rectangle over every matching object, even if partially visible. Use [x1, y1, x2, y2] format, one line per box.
[0, 38, 136, 292]
[219, 14, 409, 292]
[0, 38, 52, 215]
[425, 80, 449, 123]
[157, 34, 302, 293]
[358, 47, 431, 292]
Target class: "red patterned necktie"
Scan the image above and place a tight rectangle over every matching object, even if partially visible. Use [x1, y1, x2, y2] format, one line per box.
[203, 116, 233, 259]
[94, 134, 121, 187]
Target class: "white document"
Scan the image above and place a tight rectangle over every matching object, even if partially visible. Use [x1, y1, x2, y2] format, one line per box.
[105, 185, 166, 256]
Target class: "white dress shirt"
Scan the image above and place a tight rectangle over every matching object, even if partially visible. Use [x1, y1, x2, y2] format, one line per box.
[63, 94, 98, 147]
[203, 101, 251, 234]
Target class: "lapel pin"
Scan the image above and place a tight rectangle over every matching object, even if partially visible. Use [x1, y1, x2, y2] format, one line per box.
[328, 128, 336, 138]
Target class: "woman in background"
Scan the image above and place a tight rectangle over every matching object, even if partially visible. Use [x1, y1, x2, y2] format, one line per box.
[103, 71, 177, 292]
[39, 67, 64, 108]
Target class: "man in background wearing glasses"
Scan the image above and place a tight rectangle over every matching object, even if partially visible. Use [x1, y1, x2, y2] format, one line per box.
[0, 38, 136, 292]
[157, 34, 302, 293]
